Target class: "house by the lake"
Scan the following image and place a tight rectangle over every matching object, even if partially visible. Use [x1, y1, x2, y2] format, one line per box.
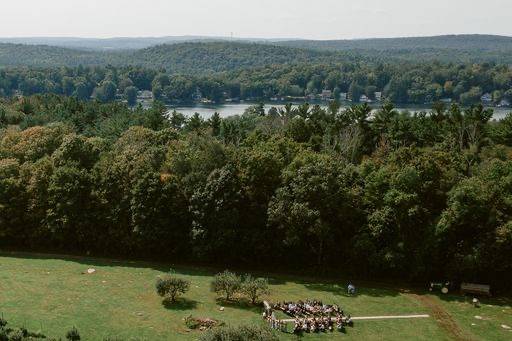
[321, 90, 333, 100]
[481, 93, 493, 104]
[360, 94, 370, 103]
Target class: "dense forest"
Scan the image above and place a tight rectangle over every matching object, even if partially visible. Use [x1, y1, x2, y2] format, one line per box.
[1, 61, 512, 105]
[1, 95, 512, 290]
[0, 42, 339, 70]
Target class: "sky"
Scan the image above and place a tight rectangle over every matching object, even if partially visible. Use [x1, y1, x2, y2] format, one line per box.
[2, 0, 511, 40]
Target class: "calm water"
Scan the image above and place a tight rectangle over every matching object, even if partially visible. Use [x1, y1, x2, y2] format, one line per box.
[169, 103, 512, 120]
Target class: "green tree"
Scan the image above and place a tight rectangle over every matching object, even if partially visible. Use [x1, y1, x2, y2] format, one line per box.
[211, 270, 242, 301]
[241, 275, 269, 304]
[156, 271, 191, 303]
[209, 112, 222, 136]
[124, 86, 138, 106]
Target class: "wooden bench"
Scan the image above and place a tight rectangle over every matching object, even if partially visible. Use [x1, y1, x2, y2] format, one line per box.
[460, 283, 491, 296]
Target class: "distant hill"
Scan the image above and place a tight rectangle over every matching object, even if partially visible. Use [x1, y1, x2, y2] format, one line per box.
[0, 43, 111, 67]
[0, 41, 342, 73]
[126, 42, 340, 73]
[0, 36, 296, 51]
[278, 34, 512, 51]
[277, 34, 512, 63]
[1, 35, 512, 71]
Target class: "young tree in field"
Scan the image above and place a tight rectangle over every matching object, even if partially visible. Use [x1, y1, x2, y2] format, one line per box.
[211, 270, 242, 301]
[241, 275, 270, 304]
[156, 271, 190, 303]
[66, 327, 80, 341]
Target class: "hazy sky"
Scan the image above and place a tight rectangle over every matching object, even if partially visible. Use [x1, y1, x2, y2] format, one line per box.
[2, 0, 511, 39]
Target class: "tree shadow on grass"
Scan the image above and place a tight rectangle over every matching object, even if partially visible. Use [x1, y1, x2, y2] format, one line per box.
[162, 298, 199, 311]
[214, 297, 262, 313]
[302, 282, 401, 298]
[436, 293, 511, 307]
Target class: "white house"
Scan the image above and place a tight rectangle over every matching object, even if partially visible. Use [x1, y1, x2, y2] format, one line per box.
[137, 90, 153, 100]
[481, 93, 493, 103]
[321, 90, 333, 100]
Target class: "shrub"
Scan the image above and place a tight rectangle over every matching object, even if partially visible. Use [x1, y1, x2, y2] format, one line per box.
[211, 270, 242, 301]
[199, 325, 278, 341]
[241, 275, 269, 304]
[66, 327, 80, 341]
[156, 273, 190, 303]
[185, 315, 224, 330]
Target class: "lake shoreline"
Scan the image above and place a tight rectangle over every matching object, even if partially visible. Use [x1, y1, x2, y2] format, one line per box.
[167, 102, 512, 120]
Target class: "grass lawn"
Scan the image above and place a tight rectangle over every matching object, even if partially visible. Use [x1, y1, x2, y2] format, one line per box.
[0, 252, 506, 340]
[435, 294, 512, 341]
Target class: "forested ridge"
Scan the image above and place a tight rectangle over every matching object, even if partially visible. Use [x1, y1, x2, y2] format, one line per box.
[278, 34, 512, 63]
[3, 37, 512, 70]
[1, 95, 512, 290]
[2, 61, 512, 106]
[0, 42, 339, 71]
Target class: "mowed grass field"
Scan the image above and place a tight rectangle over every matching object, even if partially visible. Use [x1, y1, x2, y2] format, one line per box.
[0, 253, 511, 340]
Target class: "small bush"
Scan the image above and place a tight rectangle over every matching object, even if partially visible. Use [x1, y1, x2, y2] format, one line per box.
[211, 270, 242, 301]
[156, 274, 190, 303]
[199, 325, 278, 341]
[185, 315, 224, 330]
[0, 316, 46, 340]
[66, 327, 80, 341]
[241, 275, 269, 305]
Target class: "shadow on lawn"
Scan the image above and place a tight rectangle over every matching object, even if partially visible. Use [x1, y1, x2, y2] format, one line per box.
[162, 298, 199, 311]
[0, 251, 215, 276]
[302, 282, 401, 298]
[0, 251, 428, 300]
[215, 298, 261, 313]
[436, 293, 511, 307]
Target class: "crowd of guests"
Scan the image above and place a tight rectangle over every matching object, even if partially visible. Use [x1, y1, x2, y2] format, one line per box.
[293, 315, 353, 333]
[263, 299, 353, 334]
[274, 300, 343, 317]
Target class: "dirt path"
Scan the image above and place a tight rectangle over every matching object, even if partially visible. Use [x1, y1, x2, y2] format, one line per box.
[406, 293, 474, 341]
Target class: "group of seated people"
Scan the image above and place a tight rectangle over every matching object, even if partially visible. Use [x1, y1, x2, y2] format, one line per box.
[274, 300, 342, 318]
[292, 315, 352, 334]
[264, 299, 352, 334]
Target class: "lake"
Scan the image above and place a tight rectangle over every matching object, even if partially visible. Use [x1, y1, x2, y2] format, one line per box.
[169, 102, 512, 120]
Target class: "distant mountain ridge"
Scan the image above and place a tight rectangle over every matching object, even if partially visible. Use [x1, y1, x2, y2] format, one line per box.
[277, 34, 512, 52]
[0, 36, 297, 51]
[1, 35, 512, 71]
[2, 34, 512, 52]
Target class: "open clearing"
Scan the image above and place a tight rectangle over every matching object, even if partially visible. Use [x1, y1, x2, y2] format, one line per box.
[0, 252, 511, 340]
